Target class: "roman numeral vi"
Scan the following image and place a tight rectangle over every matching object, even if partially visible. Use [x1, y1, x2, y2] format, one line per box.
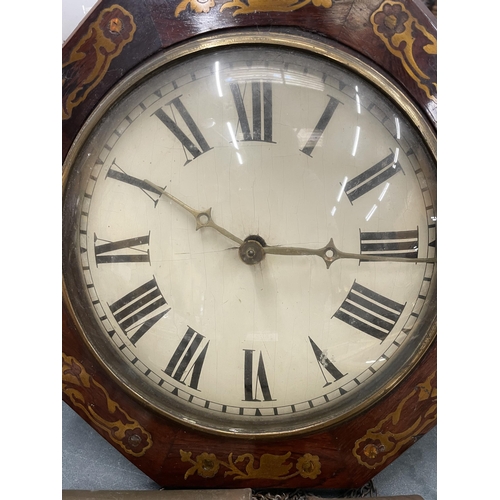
[243, 349, 274, 402]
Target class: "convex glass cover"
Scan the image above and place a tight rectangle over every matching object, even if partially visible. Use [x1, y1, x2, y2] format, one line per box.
[62, 40, 436, 437]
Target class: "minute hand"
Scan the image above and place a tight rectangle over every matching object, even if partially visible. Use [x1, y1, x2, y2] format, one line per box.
[263, 238, 436, 268]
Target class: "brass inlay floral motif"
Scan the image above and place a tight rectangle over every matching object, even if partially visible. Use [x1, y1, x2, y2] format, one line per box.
[370, 1, 437, 102]
[175, 0, 332, 17]
[180, 449, 321, 480]
[62, 5, 137, 120]
[353, 370, 437, 469]
[63, 353, 153, 457]
[175, 0, 216, 15]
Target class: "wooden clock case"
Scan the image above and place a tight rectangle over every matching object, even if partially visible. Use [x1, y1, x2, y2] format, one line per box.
[62, 0, 437, 490]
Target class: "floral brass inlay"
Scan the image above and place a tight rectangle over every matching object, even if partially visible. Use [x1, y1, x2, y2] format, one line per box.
[63, 353, 152, 457]
[62, 4, 137, 120]
[353, 370, 437, 469]
[175, 0, 332, 17]
[180, 449, 321, 480]
[370, 1, 437, 102]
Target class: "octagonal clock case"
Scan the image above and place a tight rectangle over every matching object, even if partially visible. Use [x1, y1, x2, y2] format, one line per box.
[62, 0, 436, 489]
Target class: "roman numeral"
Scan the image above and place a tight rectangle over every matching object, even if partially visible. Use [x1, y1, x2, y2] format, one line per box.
[109, 277, 170, 345]
[94, 233, 150, 265]
[300, 95, 341, 157]
[308, 337, 345, 386]
[106, 161, 163, 206]
[332, 281, 405, 341]
[164, 327, 209, 391]
[243, 350, 274, 402]
[230, 81, 273, 142]
[154, 96, 211, 162]
[344, 152, 403, 203]
[360, 229, 419, 260]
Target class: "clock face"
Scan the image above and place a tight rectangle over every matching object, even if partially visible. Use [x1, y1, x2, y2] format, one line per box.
[62, 38, 436, 437]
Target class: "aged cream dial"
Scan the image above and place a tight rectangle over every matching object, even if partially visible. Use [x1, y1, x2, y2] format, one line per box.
[62, 37, 436, 437]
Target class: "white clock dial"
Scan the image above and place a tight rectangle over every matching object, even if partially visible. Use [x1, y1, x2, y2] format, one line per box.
[63, 39, 436, 436]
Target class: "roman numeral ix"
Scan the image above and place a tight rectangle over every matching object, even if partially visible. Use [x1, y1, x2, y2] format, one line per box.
[94, 233, 150, 265]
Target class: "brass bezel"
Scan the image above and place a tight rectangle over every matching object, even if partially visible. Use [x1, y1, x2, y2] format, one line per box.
[63, 29, 437, 439]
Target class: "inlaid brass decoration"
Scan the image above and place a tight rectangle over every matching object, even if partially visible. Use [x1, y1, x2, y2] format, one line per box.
[353, 370, 437, 469]
[63, 353, 152, 457]
[370, 1, 437, 102]
[175, 0, 332, 17]
[180, 449, 321, 480]
[62, 4, 137, 120]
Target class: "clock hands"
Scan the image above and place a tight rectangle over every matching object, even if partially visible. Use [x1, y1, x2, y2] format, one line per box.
[143, 180, 244, 245]
[262, 238, 436, 268]
[145, 179, 435, 268]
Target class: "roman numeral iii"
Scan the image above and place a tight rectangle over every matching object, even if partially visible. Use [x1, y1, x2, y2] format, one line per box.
[332, 281, 405, 341]
[360, 229, 419, 260]
[164, 327, 209, 391]
[230, 81, 273, 142]
[108, 277, 170, 345]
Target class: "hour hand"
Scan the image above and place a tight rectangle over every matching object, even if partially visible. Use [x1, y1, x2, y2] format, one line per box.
[143, 179, 244, 245]
[263, 238, 436, 268]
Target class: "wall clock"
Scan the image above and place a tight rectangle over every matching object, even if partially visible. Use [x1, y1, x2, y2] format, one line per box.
[62, 0, 436, 490]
